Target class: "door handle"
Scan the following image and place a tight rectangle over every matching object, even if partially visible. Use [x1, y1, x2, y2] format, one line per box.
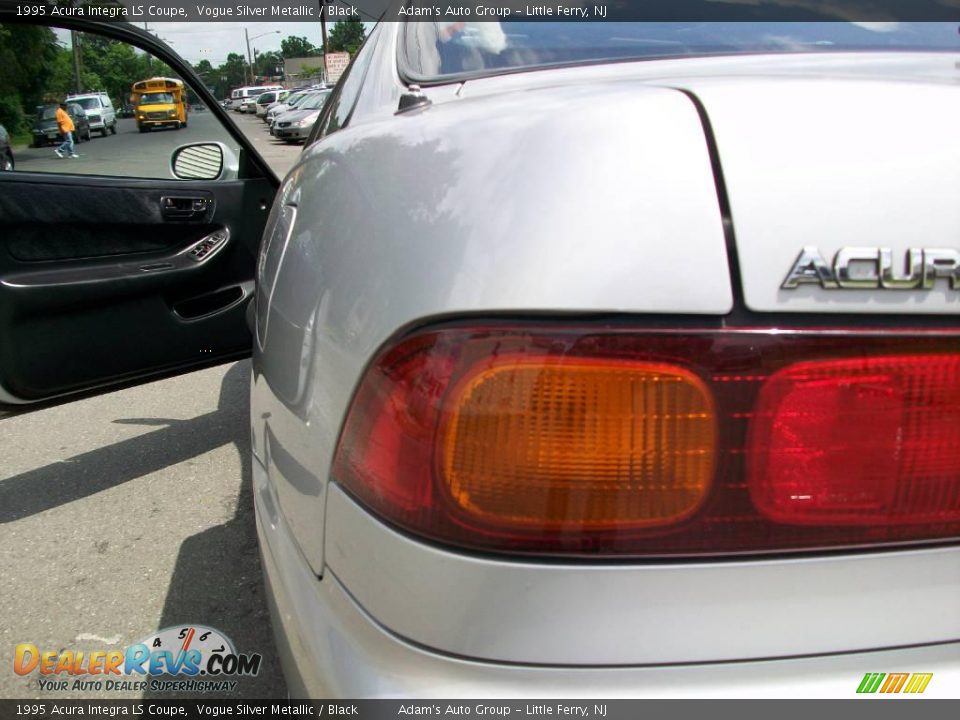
[161, 195, 211, 219]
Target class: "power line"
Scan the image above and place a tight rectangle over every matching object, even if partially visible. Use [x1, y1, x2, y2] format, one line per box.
[334, 0, 381, 22]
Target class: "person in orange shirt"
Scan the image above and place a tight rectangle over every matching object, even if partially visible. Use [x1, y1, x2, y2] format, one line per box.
[54, 102, 78, 159]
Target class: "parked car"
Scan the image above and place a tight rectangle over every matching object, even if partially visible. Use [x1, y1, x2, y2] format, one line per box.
[271, 90, 330, 143]
[264, 90, 312, 128]
[2, 7, 959, 701]
[0, 123, 13, 171]
[65, 91, 117, 136]
[31, 102, 91, 147]
[255, 90, 287, 117]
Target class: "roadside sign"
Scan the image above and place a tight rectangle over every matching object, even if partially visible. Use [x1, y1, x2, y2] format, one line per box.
[325, 52, 351, 83]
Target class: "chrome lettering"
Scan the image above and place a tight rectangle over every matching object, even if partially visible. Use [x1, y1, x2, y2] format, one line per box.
[922, 249, 960, 290]
[781, 247, 838, 289]
[783, 247, 959, 291]
[834, 247, 879, 289]
[879, 248, 923, 289]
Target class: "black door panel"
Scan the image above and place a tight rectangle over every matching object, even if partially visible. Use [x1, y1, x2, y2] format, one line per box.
[0, 172, 275, 403]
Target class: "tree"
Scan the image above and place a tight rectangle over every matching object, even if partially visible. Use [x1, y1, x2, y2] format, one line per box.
[218, 53, 248, 93]
[327, 18, 366, 55]
[281, 36, 321, 59]
[296, 64, 324, 82]
[255, 51, 284, 79]
[0, 23, 59, 131]
[192, 59, 218, 96]
[79, 34, 156, 106]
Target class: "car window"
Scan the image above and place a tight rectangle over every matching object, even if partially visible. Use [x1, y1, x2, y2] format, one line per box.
[311, 23, 381, 143]
[299, 92, 331, 111]
[72, 98, 101, 110]
[403, 19, 960, 81]
[0, 24, 239, 180]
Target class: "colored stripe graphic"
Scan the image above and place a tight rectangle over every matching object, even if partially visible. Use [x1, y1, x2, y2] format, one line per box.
[880, 673, 909, 693]
[857, 672, 932, 694]
[904, 673, 933, 694]
[857, 673, 886, 693]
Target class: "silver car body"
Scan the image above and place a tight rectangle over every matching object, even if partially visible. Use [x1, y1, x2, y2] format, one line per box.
[251, 22, 960, 697]
[65, 92, 116, 133]
[256, 91, 285, 117]
[266, 92, 319, 128]
[264, 95, 301, 123]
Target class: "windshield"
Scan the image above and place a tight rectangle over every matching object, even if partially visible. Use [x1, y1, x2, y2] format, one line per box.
[72, 97, 100, 110]
[258, 93, 276, 103]
[299, 91, 331, 110]
[39, 106, 58, 120]
[140, 93, 174, 105]
[403, 21, 960, 80]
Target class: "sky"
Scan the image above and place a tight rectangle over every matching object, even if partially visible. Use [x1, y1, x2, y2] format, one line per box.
[140, 22, 349, 65]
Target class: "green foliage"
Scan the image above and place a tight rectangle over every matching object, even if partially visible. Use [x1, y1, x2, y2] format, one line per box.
[327, 18, 366, 55]
[192, 53, 246, 100]
[0, 24, 173, 128]
[255, 51, 284, 79]
[0, 23, 59, 131]
[78, 35, 154, 104]
[220, 54, 247, 95]
[297, 65, 323, 80]
[281, 36, 322, 59]
[0, 96, 25, 136]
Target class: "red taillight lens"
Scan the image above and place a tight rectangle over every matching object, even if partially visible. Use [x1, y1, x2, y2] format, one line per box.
[333, 326, 960, 557]
[749, 355, 960, 526]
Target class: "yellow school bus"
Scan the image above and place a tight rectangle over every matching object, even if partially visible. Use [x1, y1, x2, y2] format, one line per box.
[131, 77, 188, 132]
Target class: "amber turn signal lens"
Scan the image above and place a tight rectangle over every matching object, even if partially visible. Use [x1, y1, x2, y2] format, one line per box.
[439, 358, 717, 531]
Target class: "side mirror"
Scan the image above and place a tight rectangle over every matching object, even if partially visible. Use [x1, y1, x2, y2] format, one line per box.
[170, 142, 238, 181]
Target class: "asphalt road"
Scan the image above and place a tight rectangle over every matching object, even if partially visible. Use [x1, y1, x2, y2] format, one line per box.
[0, 114, 304, 700]
[14, 109, 302, 179]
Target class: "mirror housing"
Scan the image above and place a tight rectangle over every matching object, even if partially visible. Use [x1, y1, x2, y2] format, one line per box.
[170, 142, 238, 181]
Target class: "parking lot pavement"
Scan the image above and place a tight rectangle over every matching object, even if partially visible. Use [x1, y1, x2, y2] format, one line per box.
[0, 113, 304, 700]
[12, 108, 302, 180]
[227, 109, 305, 178]
[0, 361, 286, 700]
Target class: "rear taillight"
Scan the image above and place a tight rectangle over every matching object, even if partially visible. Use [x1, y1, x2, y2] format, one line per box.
[439, 358, 716, 532]
[332, 326, 960, 557]
[749, 355, 960, 526]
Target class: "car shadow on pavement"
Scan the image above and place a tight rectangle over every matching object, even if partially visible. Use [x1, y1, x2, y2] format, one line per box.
[142, 361, 286, 699]
[1, 365, 244, 524]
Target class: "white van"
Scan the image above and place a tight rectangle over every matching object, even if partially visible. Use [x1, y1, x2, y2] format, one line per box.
[65, 92, 117, 136]
[230, 85, 283, 112]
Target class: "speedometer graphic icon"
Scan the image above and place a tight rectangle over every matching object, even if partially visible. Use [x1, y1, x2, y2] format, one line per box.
[135, 625, 236, 675]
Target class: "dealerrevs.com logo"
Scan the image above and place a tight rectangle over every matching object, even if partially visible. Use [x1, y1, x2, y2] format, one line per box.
[14, 625, 261, 694]
[857, 673, 933, 695]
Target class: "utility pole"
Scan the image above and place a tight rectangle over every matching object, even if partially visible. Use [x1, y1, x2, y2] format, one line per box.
[143, 23, 153, 75]
[71, 31, 83, 93]
[320, 3, 329, 84]
[244, 28, 253, 85]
